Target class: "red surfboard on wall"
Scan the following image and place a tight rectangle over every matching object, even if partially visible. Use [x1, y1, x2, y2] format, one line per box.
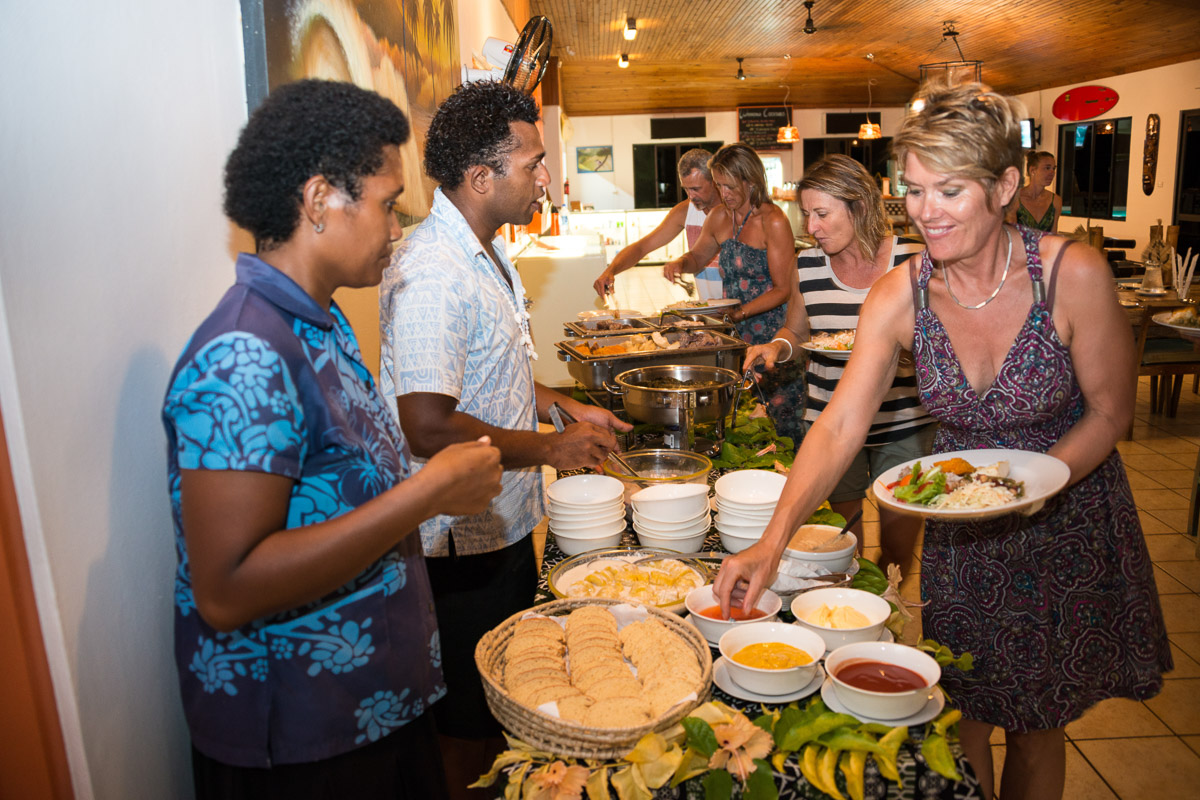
[1052, 85, 1120, 121]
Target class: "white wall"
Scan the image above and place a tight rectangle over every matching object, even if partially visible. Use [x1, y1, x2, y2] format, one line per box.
[563, 106, 908, 210]
[1012, 58, 1200, 254]
[0, 2, 249, 797]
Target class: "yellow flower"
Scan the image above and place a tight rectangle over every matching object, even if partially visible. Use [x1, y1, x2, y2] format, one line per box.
[707, 713, 773, 783]
[526, 760, 590, 800]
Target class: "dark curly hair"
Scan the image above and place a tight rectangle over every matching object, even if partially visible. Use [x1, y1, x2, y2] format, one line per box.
[424, 81, 540, 190]
[224, 79, 410, 250]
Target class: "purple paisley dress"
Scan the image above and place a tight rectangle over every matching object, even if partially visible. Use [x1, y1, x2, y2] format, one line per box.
[912, 225, 1171, 732]
[720, 210, 806, 442]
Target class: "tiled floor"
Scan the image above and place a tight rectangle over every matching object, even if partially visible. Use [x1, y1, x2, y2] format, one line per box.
[535, 375, 1200, 797]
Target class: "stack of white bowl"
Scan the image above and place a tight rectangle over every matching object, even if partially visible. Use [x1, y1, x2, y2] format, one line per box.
[629, 483, 711, 552]
[713, 470, 787, 552]
[546, 474, 626, 556]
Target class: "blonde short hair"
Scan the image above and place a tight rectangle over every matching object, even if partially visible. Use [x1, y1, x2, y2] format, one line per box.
[709, 143, 768, 208]
[893, 78, 1026, 212]
[799, 154, 890, 260]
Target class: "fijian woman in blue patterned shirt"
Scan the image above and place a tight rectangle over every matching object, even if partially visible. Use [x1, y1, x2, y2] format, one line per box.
[162, 80, 503, 800]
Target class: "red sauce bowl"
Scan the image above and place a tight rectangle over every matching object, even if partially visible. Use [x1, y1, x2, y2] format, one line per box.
[825, 642, 941, 720]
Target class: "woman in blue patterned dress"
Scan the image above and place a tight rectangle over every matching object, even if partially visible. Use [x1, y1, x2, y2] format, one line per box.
[715, 80, 1170, 800]
[663, 143, 806, 442]
[162, 80, 503, 800]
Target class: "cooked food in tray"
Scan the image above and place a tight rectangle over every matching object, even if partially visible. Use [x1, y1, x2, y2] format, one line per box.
[885, 457, 1025, 509]
[501, 606, 701, 727]
[581, 330, 727, 357]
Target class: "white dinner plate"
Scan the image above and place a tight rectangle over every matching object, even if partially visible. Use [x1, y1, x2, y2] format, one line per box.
[665, 298, 741, 311]
[712, 657, 825, 704]
[1152, 311, 1200, 340]
[870, 448, 1070, 520]
[799, 341, 853, 360]
[819, 678, 946, 726]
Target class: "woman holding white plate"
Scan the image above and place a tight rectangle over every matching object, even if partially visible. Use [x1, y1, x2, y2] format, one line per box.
[744, 154, 932, 578]
[716, 79, 1170, 800]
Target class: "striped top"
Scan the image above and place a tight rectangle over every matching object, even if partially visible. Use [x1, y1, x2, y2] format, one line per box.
[798, 236, 932, 445]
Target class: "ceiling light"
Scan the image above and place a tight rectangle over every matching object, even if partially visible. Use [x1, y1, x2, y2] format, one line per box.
[858, 122, 882, 140]
[919, 21, 982, 84]
[777, 126, 800, 143]
[803, 1, 817, 35]
[624, 18, 637, 41]
[618, 53, 629, 68]
[736, 57, 745, 80]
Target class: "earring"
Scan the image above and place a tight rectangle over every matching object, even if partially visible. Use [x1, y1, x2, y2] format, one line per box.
[314, 222, 325, 234]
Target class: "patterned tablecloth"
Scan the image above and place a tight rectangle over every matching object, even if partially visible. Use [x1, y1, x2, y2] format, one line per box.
[535, 531, 984, 800]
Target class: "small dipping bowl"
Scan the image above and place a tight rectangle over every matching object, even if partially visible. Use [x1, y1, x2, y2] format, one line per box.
[546, 474, 624, 508]
[717, 621, 825, 696]
[790, 587, 890, 650]
[685, 584, 781, 645]
[825, 641, 941, 720]
[783, 524, 858, 573]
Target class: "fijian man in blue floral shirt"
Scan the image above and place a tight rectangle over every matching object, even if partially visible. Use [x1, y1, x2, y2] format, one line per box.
[379, 81, 631, 795]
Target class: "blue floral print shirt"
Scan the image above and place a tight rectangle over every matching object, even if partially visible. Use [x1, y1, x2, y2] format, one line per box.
[379, 188, 543, 557]
[162, 254, 444, 768]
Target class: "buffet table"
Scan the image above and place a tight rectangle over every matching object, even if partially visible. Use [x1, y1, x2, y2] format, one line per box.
[529, 529, 983, 800]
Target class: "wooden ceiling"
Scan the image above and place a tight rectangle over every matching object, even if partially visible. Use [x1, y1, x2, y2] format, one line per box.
[527, 0, 1200, 116]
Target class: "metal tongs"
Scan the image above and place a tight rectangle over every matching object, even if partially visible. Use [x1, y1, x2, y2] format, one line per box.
[728, 358, 770, 417]
[547, 402, 645, 480]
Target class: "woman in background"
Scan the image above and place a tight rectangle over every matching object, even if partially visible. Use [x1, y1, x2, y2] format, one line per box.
[162, 79, 502, 799]
[1009, 150, 1061, 232]
[716, 80, 1169, 800]
[664, 143, 806, 442]
[744, 154, 931, 577]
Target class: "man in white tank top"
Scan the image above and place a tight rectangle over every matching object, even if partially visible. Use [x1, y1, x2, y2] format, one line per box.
[593, 148, 724, 300]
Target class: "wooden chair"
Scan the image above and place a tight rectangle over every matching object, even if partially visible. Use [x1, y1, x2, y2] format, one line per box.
[882, 198, 910, 235]
[1132, 307, 1200, 421]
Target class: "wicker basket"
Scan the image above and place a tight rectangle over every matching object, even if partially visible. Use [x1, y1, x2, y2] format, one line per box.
[474, 597, 713, 759]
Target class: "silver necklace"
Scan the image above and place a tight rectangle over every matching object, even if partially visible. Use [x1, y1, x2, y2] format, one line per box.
[942, 229, 1013, 310]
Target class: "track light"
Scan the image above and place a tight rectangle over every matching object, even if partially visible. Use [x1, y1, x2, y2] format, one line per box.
[624, 18, 637, 41]
[618, 53, 629, 68]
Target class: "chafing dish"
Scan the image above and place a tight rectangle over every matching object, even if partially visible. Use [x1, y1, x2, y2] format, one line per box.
[562, 316, 658, 338]
[555, 330, 748, 391]
[654, 310, 736, 334]
[607, 365, 743, 450]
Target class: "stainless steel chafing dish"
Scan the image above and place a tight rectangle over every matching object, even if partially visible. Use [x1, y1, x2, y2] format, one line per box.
[555, 330, 748, 391]
[562, 316, 659, 338]
[654, 310, 736, 334]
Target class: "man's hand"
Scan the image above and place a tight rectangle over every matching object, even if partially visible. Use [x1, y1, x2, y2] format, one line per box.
[712, 539, 781, 618]
[549, 422, 619, 470]
[566, 403, 633, 434]
[421, 437, 504, 516]
[594, 267, 616, 297]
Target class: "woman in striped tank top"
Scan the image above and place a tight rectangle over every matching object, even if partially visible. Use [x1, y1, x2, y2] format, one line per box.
[744, 155, 933, 577]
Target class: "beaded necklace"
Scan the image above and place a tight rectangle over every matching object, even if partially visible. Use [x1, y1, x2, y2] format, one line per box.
[482, 250, 538, 361]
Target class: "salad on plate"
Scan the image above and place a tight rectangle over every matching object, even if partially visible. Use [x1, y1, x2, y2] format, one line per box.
[886, 457, 1025, 510]
[806, 330, 855, 351]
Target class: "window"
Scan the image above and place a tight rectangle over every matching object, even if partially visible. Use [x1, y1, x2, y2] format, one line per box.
[631, 141, 723, 209]
[1059, 117, 1131, 221]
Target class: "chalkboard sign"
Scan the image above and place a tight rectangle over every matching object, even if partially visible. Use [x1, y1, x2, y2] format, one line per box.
[738, 106, 792, 151]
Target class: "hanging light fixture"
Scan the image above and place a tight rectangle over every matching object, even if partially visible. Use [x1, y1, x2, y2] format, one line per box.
[777, 78, 799, 143]
[623, 17, 637, 40]
[736, 57, 746, 80]
[802, 1, 817, 35]
[859, 74, 881, 140]
[618, 53, 629, 68]
[919, 21, 982, 84]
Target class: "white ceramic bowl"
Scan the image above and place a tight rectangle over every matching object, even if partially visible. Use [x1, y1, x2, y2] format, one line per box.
[790, 587, 891, 650]
[552, 529, 625, 556]
[633, 502, 709, 526]
[783, 525, 858, 573]
[633, 528, 707, 552]
[632, 511, 710, 536]
[630, 483, 710, 522]
[549, 516, 626, 537]
[715, 497, 777, 514]
[825, 642, 941, 720]
[714, 515, 769, 536]
[546, 474, 625, 508]
[685, 584, 782, 645]
[548, 497, 624, 517]
[714, 470, 787, 504]
[717, 621, 825, 696]
[549, 507, 627, 531]
[717, 529, 761, 554]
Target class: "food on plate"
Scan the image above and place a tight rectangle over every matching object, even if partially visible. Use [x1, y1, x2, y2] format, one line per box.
[808, 330, 855, 351]
[731, 641, 815, 670]
[887, 459, 1025, 509]
[503, 607, 699, 726]
[582, 330, 725, 356]
[834, 660, 928, 692]
[803, 603, 871, 629]
[697, 604, 767, 621]
[557, 556, 705, 607]
[933, 457, 976, 476]
[1165, 307, 1200, 327]
[670, 300, 712, 308]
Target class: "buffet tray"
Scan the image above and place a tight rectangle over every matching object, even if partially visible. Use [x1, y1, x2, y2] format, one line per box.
[556, 330, 748, 390]
[562, 317, 659, 338]
[654, 312, 736, 335]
